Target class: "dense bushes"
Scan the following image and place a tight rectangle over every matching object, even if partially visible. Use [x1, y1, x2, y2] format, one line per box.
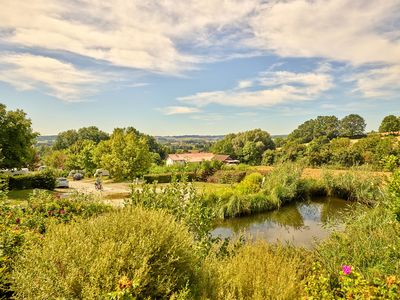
[143, 172, 196, 183]
[1, 170, 56, 190]
[12, 208, 200, 299]
[322, 169, 385, 205]
[202, 242, 306, 299]
[0, 191, 110, 297]
[207, 169, 247, 183]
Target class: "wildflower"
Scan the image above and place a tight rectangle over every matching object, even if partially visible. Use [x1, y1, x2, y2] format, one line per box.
[59, 209, 65, 215]
[118, 276, 133, 290]
[48, 210, 53, 216]
[15, 217, 20, 224]
[386, 275, 397, 287]
[342, 265, 352, 275]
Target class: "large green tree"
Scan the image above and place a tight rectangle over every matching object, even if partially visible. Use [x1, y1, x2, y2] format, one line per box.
[212, 129, 275, 165]
[288, 116, 340, 143]
[379, 115, 400, 133]
[0, 104, 37, 169]
[53, 126, 109, 150]
[339, 114, 366, 137]
[93, 128, 152, 179]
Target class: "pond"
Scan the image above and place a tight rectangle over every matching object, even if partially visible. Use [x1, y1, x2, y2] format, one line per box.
[211, 197, 354, 248]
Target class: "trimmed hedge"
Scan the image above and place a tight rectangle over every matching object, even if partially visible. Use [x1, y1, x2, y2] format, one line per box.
[143, 172, 196, 184]
[1, 171, 56, 190]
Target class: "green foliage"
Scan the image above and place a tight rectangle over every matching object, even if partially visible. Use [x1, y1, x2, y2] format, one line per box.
[322, 170, 384, 204]
[128, 181, 214, 243]
[379, 115, 400, 133]
[0, 103, 38, 169]
[288, 115, 340, 143]
[339, 114, 366, 138]
[53, 126, 109, 150]
[143, 172, 196, 183]
[11, 208, 200, 299]
[202, 241, 306, 299]
[94, 128, 153, 180]
[0, 191, 110, 297]
[304, 263, 400, 299]
[235, 172, 263, 194]
[388, 171, 400, 221]
[212, 129, 275, 165]
[42, 149, 67, 169]
[207, 170, 247, 184]
[261, 149, 275, 165]
[1, 170, 57, 190]
[382, 154, 400, 172]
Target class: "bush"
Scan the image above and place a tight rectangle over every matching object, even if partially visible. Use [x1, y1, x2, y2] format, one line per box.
[143, 172, 196, 183]
[0, 191, 110, 297]
[12, 208, 200, 299]
[322, 169, 384, 205]
[202, 241, 306, 299]
[236, 172, 264, 194]
[207, 170, 246, 184]
[3, 170, 56, 190]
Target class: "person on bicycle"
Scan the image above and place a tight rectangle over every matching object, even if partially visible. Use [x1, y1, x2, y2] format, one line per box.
[95, 175, 102, 190]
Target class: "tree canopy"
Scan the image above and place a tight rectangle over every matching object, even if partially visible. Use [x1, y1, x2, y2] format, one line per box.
[211, 129, 275, 165]
[339, 114, 366, 137]
[0, 104, 37, 169]
[53, 126, 109, 150]
[379, 115, 400, 133]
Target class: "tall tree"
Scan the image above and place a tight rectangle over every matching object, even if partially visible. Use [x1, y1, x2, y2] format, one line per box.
[0, 104, 38, 169]
[93, 128, 152, 179]
[379, 115, 400, 133]
[339, 114, 366, 137]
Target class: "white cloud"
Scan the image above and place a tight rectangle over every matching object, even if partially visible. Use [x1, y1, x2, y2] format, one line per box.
[178, 68, 333, 107]
[348, 65, 400, 98]
[0, 0, 257, 74]
[161, 106, 201, 115]
[0, 53, 105, 101]
[0, 0, 399, 101]
[249, 0, 400, 66]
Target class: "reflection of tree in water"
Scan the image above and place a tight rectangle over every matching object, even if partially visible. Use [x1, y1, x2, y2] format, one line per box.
[219, 203, 305, 233]
[318, 197, 353, 224]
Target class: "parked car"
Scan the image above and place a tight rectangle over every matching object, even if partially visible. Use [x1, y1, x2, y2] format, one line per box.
[94, 169, 110, 177]
[73, 173, 84, 181]
[55, 177, 69, 188]
[68, 170, 85, 177]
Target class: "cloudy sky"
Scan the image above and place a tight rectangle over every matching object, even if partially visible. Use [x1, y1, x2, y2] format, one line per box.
[0, 0, 399, 135]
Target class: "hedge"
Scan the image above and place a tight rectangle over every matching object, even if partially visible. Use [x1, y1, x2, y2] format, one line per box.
[0, 171, 56, 190]
[143, 172, 196, 184]
[207, 170, 247, 184]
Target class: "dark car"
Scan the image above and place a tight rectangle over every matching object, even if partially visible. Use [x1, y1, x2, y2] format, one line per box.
[73, 173, 84, 181]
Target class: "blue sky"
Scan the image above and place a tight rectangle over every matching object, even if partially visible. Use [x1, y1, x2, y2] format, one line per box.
[0, 0, 399, 135]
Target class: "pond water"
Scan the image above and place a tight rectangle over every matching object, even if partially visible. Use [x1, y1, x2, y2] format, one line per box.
[211, 197, 354, 248]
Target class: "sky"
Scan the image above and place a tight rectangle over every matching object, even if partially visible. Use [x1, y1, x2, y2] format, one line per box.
[0, 0, 399, 136]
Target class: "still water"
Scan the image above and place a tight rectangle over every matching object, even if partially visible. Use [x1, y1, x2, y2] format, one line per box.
[211, 197, 354, 248]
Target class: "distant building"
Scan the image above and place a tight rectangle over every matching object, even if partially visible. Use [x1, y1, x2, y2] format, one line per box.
[166, 152, 238, 166]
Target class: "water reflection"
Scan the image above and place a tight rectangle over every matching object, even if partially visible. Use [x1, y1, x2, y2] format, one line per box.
[211, 197, 353, 248]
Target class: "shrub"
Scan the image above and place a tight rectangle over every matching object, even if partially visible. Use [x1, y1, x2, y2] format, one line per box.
[4, 170, 56, 190]
[322, 169, 384, 205]
[128, 181, 214, 243]
[236, 172, 264, 194]
[12, 208, 201, 299]
[143, 172, 196, 183]
[202, 241, 306, 299]
[0, 191, 110, 297]
[207, 170, 246, 184]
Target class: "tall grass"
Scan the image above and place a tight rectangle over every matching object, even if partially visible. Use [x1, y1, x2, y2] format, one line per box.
[201, 241, 307, 300]
[322, 168, 385, 205]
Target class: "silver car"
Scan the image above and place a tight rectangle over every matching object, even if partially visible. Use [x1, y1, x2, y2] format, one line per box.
[55, 177, 69, 188]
